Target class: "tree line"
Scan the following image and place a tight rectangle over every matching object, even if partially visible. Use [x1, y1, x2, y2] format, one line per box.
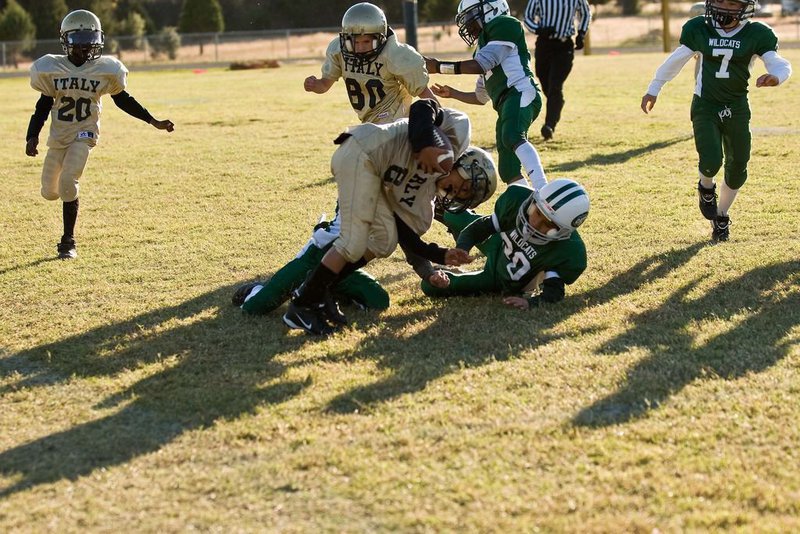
[1, 0, 619, 65]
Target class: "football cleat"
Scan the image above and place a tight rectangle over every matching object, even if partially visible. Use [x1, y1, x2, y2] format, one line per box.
[323, 291, 348, 325]
[283, 300, 335, 336]
[697, 181, 718, 221]
[57, 239, 77, 259]
[711, 215, 730, 242]
[541, 124, 554, 141]
[232, 282, 261, 307]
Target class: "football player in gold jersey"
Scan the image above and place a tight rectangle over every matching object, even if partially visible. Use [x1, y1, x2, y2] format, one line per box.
[25, 10, 174, 259]
[304, 2, 436, 124]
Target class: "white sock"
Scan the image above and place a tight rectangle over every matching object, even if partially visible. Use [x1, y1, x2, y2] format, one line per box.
[515, 142, 547, 189]
[699, 171, 715, 189]
[718, 182, 739, 216]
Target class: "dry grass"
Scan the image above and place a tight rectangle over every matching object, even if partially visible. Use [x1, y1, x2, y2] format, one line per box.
[1, 49, 799, 532]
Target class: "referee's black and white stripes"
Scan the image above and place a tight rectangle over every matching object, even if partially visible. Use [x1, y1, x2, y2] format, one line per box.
[523, 0, 591, 39]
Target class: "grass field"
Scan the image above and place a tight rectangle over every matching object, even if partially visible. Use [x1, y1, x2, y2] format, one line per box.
[1, 50, 799, 532]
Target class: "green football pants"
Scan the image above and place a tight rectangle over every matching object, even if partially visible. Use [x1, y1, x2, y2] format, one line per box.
[691, 95, 751, 190]
[495, 90, 541, 184]
[241, 242, 389, 314]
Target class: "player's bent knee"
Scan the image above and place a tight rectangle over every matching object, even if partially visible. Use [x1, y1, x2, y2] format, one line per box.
[699, 162, 721, 178]
[359, 287, 390, 310]
[334, 241, 368, 264]
[59, 186, 79, 202]
[41, 189, 60, 201]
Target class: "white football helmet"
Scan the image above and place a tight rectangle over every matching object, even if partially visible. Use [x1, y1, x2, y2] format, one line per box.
[339, 3, 388, 66]
[456, 0, 510, 46]
[437, 146, 498, 213]
[517, 179, 589, 244]
[60, 10, 104, 62]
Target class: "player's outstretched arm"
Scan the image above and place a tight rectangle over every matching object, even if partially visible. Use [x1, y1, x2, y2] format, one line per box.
[431, 83, 484, 106]
[150, 118, 175, 132]
[111, 91, 173, 132]
[425, 56, 484, 75]
[304, 76, 335, 94]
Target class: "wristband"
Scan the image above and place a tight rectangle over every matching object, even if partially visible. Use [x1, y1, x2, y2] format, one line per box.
[439, 61, 461, 75]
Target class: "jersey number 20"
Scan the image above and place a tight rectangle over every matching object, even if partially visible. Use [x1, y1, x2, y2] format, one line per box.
[58, 96, 91, 122]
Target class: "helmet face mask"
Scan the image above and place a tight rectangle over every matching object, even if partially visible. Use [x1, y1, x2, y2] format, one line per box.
[60, 10, 104, 64]
[455, 0, 510, 46]
[436, 146, 497, 214]
[339, 2, 388, 68]
[704, 0, 757, 29]
[516, 179, 589, 245]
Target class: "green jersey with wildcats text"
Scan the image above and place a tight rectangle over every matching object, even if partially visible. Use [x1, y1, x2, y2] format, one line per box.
[491, 184, 586, 291]
[475, 15, 538, 108]
[680, 17, 779, 103]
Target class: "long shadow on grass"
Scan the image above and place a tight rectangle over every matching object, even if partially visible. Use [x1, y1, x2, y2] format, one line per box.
[573, 260, 800, 427]
[548, 136, 691, 173]
[324, 243, 707, 414]
[0, 284, 312, 497]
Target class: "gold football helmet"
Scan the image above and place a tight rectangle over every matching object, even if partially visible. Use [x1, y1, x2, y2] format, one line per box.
[339, 3, 388, 66]
[60, 10, 104, 62]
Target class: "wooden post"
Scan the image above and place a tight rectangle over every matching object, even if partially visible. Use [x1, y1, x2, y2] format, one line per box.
[661, 0, 672, 52]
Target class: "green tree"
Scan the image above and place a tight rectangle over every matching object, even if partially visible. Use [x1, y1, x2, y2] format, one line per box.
[149, 25, 181, 60]
[0, 0, 36, 68]
[18, 0, 68, 39]
[178, 0, 224, 55]
[118, 11, 146, 51]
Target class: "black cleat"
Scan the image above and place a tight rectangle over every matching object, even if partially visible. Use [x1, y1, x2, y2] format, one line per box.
[57, 239, 77, 260]
[232, 282, 261, 307]
[711, 215, 730, 242]
[283, 300, 335, 336]
[323, 291, 348, 325]
[541, 124, 554, 141]
[697, 181, 718, 221]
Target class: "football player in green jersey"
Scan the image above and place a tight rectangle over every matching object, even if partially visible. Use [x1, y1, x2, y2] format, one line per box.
[26, 10, 174, 260]
[641, 0, 792, 242]
[282, 100, 498, 335]
[238, 3, 441, 315]
[421, 179, 589, 309]
[303, 2, 437, 124]
[25, 9, 175, 260]
[424, 0, 548, 190]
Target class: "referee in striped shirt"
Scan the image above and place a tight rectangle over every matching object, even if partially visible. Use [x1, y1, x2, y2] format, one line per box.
[524, 0, 591, 140]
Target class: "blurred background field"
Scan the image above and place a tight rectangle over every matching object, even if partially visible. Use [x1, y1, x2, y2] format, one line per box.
[1, 1, 799, 71]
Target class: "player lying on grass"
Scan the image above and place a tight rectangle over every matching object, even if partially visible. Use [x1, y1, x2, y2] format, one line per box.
[282, 99, 498, 335]
[422, 178, 589, 310]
